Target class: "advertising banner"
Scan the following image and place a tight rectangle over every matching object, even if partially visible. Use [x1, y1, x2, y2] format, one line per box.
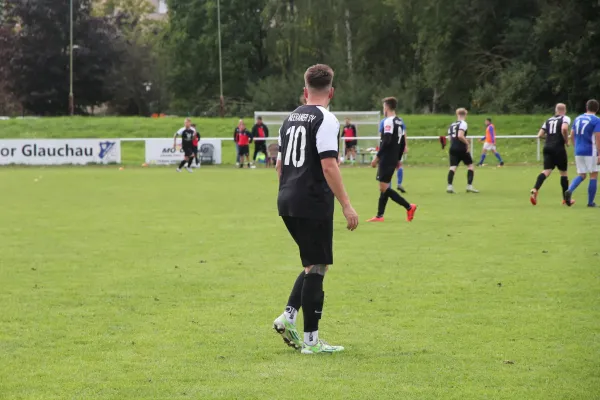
[0, 139, 121, 165]
[145, 138, 222, 165]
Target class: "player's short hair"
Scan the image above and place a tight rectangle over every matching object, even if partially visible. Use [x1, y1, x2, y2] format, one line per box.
[555, 103, 566, 114]
[304, 64, 334, 91]
[256, 116, 262, 121]
[456, 108, 468, 117]
[486, 118, 492, 123]
[185, 117, 191, 123]
[586, 99, 599, 113]
[383, 97, 398, 110]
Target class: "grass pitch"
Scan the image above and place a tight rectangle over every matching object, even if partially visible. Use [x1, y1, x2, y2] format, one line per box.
[0, 165, 598, 399]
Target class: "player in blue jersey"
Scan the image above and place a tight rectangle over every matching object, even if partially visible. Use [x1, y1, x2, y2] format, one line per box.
[564, 99, 600, 207]
[379, 118, 407, 193]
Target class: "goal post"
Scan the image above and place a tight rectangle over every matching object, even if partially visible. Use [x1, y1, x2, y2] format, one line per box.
[254, 110, 381, 150]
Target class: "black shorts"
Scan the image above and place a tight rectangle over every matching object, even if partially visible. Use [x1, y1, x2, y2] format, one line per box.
[183, 146, 195, 157]
[238, 145, 249, 156]
[543, 147, 568, 171]
[345, 140, 357, 149]
[255, 142, 266, 150]
[376, 164, 396, 183]
[192, 146, 198, 155]
[449, 149, 473, 167]
[282, 216, 333, 267]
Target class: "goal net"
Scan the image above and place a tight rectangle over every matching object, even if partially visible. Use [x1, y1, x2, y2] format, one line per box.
[254, 110, 382, 153]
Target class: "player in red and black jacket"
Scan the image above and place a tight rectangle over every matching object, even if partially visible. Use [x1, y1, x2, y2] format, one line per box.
[251, 116, 269, 163]
[235, 120, 252, 168]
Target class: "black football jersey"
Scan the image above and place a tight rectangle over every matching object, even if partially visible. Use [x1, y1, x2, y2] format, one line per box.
[277, 105, 340, 220]
[448, 120, 469, 152]
[176, 127, 196, 145]
[377, 116, 406, 166]
[541, 115, 571, 149]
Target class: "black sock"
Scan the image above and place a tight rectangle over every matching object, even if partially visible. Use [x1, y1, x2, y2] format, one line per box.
[286, 271, 304, 312]
[448, 170, 455, 185]
[377, 191, 389, 217]
[187, 158, 193, 167]
[534, 173, 546, 190]
[195, 156, 200, 165]
[560, 176, 569, 199]
[385, 188, 411, 210]
[467, 170, 474, 185]
[178, 160, 186, 169]
[302, 273, 324, 333]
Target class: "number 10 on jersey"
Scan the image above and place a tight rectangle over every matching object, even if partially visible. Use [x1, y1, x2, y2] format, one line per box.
[284, 126, 307, 167]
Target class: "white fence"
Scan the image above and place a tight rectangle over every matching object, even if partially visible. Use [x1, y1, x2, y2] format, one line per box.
[0, 136, 541, 165]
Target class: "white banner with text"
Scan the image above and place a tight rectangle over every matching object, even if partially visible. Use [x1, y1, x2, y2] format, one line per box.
[0, 139, 121, 165]
[145, 138, 222, 165]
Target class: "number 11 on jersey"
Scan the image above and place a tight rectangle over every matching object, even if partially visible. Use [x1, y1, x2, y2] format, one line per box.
[284, 126, 307, 167]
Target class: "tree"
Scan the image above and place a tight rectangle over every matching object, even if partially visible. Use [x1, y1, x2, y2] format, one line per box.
[7, 0, 120, 115]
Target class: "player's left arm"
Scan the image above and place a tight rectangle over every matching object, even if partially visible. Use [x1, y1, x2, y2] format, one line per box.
[594, 121, 600, 163]
[561, 122, 569, 146]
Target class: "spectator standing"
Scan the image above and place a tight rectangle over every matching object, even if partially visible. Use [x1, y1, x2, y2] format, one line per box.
[233, 119, 246, 166]
[252, 116, 270, 164]
[235, 120, 252, 168]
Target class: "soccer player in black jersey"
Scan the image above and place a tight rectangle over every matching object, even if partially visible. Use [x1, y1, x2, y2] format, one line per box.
[174, 118, 196, 173]
[272, 64, 359, 355]
[447, 108, 479, 193]
[367, 97, 417, 222]
[530, 103, 573, 206]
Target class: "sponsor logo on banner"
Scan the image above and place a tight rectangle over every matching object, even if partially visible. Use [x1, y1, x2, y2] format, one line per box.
[145, 138, 222, 165]
[0, 139, 121, 165]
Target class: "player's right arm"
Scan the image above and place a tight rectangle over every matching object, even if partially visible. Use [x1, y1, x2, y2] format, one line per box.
[538, 120, 547, 139]
[276, 127, 282, 180]
[173, 128, 182, 148]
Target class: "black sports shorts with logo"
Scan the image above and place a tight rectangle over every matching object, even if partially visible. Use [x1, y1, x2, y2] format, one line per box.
[376, 163, 396, 183]
[282, 216, 333, 267]
[543, 147, 568, 171]
[449, 149, 473, 167]
[183, 144, 195, 157]
[345, 140, 357, 149]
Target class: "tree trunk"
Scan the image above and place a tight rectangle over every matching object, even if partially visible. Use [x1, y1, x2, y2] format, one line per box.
[345, 8, 352, 73]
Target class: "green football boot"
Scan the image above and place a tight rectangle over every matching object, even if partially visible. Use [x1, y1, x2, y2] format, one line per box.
[301, 339, 344, 355]
[273, 314, 302, 350]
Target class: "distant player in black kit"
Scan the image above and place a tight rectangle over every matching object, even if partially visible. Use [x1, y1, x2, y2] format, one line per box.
[530, 103, 573, 206]
[447, 108, 479, 193]
[273, 64, 359, 355]
[367, 97, 417, 223]
[174, 118, 196, 173]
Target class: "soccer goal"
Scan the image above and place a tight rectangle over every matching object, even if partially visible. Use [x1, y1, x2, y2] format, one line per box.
[254, 110, 382, 151]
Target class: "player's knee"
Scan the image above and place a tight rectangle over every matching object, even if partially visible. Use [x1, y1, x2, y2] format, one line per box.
[449, 166, 457, 172]
[543, 170, 551, 176]
[305, 264, 327, 276]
